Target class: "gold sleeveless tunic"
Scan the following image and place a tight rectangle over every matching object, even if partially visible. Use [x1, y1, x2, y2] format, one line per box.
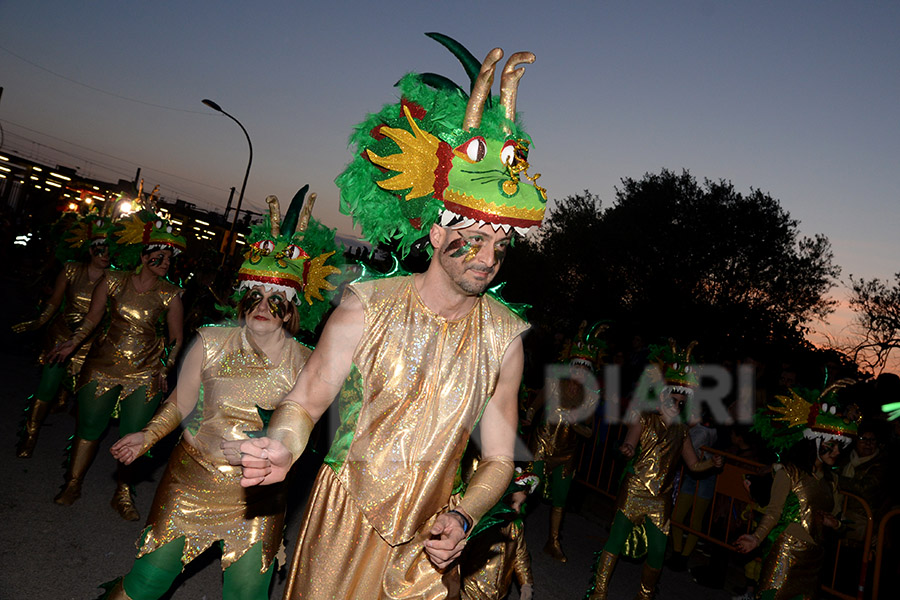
[77, 270, 181, 403]
[39, 262, 103, 376]
[755, 464, 836, 599]
[617, 411, 688, 535]
[285, 275, 528, 600]
[137, 326, 310, 572]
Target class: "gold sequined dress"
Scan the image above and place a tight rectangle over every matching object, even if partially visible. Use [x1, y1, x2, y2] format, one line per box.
[76, 271, 181, 404]
[284, 275, 529, 600]
[753, 464, 837, 600]
[530, 378, 594, 482]
[39, 262, 103, 376]
[460, 519, 533, 600]
[137, 326, 310, 572]
[617, 411, 688, 535]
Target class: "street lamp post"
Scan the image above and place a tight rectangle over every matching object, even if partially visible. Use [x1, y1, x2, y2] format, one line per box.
[202, 99, 252, 266]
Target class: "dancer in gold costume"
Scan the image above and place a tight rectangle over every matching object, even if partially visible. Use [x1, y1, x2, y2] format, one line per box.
[527, 321, 604, 562]
[225, 34, 547, 600]
[13, 213, 112, 457]
[585, 341, 722, 600]
[50, 210, 186, 520]
[98, 189, 341, 600]
[733, 385, 857, 600]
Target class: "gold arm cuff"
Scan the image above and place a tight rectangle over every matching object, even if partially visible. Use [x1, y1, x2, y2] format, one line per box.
[267, 401, 313, 466]
[70, 317, 98, 346]
[457, 456, 515, 526]
[140, 400, 183, 455]
[34, 303, 58, 327]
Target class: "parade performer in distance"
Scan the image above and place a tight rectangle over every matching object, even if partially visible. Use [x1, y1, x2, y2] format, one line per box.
[13, 212, 112, 457]
[585, 341, 723, 600]
[733, 384, 857, 600]
[97, 188, 341, 600]
[49, 210, 186, 521]
[224, 32, 547, 599]
[525, 320, 604, 562]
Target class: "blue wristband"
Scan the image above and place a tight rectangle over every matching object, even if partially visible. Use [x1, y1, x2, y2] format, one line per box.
[447, 509, 470, 533]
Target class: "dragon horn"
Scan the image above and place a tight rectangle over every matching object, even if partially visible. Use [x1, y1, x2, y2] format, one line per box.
[685, 340, 698, 361]
[818, 378, 855, 403]
[463, 48, 503, 131]
[281, 185, 309, 236]
[266, 195, 282, 238]
[500, 52, 535, 124]
[296, 192, 317, 234]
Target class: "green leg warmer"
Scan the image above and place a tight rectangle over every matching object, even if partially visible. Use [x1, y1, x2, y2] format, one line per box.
[117, 387, 161, 436]
[602, 510, 634, 556]
[222, 541, 275, 600]
[549, 464, 574, 508]
[121, 537, 186, 600]
[35, 362, 67, 403]
[644, 518, 667, 570]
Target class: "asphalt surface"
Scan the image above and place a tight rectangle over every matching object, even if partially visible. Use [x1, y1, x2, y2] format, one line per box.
[0, 271, 738, 599]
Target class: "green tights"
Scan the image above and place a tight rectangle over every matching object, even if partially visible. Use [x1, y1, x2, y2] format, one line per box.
[121, 537, 275, 600]
[602, 510, 668, 570]
[34, 362, 67, 403]
[75, 382, 161, 440]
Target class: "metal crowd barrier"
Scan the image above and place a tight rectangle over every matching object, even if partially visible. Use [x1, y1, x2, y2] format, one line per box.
[573, 425, 883, 599]
[871, 507, 900, 600]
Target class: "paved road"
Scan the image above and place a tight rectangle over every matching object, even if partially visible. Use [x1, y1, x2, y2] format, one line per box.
[0, 273, 737, 599]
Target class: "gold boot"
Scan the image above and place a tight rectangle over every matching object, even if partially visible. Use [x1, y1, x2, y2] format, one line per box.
[633, 563, 661, 600]
[111, 464, 140, 521]
[54, 437, 100, 505]
[585, 550, 617, 599]
[16, 398, 51, 458]
[543, 506, 567, 562]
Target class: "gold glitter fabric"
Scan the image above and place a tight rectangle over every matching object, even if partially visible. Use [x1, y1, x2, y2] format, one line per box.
[616, 412, 689, 535]
[286, 275, 528, 599]
[286, 467, 463, 599]
[754, 465, 836, 545]
[137, 326, 309, 572]
[530, 379, 591, 477]
[39, 262, 103, 375]
[757, 532, 824, 600]
[77, 271, 181, 404]
[460, 520, 532, 600]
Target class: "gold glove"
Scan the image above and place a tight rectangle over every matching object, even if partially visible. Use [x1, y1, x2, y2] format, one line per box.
[139, 400, 183, 456]
[161, 339, 183, 374]
[12, 303, 58, 333]
[70, 317, 98, 346]
[691, 457, 717, 472]
[267, 400, 313, 466]
[456, 455, 515, 527]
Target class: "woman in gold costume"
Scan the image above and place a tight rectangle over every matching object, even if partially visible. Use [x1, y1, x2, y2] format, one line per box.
[13, 214, 111, 457]
[49, 211, 186, 520]
[585, 341, 722, 600]
[97, 189, 340, 600]
[733, 386, 857, 600]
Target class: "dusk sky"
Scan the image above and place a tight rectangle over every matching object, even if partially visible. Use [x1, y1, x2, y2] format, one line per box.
[2, 1, 898, 364]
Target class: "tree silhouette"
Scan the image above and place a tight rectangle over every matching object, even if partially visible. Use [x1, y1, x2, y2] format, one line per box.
[848, 273, 900, 373]
[502, 169, 840, 361]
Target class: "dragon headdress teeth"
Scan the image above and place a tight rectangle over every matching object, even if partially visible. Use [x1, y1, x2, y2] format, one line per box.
[235, 185, 342, 332]
[759, 381, 860, 453]
[336, 32, 547, 255]
[561, 321, 609, 372]
[647, 339, 699, 396]
[54, 210, 114, 262]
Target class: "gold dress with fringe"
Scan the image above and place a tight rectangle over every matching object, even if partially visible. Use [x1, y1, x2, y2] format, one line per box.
[136, 326, 309, 572]
[284, 276, 528, 600]
[38, 262, 102, 376]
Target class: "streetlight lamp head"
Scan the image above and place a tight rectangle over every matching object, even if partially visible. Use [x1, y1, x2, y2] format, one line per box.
[202, 99, 223, 112]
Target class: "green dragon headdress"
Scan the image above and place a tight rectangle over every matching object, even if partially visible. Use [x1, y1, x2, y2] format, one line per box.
[647, 339, 699, 396]
[113, 210, 187, 254]
[560, 321, 609, 372]
[753, 382, 859, 453]
[234, 186, 342, 332]
[53, 210, 114, 262]
[336, 32, 547, 255]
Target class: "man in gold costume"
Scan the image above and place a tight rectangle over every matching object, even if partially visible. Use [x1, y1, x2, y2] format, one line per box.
[226, 34, 547, 600]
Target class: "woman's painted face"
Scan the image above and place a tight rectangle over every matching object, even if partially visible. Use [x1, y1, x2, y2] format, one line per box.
[660, 391, 687, 419]
[819, 440, 842, 466]
[243, 286, 290, 334]
[142, 249, 173, 276]
[90, 243, 110, 268]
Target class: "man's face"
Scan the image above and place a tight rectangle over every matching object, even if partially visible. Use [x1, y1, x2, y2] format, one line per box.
[433, 223, 512, 295]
